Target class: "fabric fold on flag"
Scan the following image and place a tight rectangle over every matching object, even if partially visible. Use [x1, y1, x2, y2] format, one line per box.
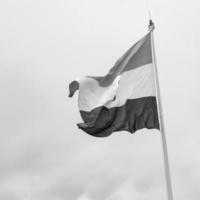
[69, 32, 160, 137]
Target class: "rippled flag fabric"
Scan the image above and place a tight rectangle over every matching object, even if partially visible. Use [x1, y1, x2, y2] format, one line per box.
[69, 32, 159, 137]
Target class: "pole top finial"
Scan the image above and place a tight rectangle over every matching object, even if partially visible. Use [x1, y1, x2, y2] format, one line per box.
[148, 19, 155, 31]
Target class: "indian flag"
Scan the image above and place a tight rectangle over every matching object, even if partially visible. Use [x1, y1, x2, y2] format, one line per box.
[69, 31, 159, 137]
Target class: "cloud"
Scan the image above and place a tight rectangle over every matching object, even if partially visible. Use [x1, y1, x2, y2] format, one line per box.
[0, 129, 200, 200]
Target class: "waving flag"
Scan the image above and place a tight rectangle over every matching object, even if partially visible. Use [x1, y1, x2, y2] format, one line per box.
[69, 32, 159, 137]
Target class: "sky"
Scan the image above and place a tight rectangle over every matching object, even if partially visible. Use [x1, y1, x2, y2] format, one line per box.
[0, 0, 200, 199]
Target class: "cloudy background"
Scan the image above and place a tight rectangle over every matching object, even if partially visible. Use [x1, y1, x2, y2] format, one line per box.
[0, 0, 200, 199]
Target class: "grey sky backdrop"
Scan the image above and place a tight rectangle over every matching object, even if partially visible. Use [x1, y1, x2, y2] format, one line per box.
[0, 0, 200, 199]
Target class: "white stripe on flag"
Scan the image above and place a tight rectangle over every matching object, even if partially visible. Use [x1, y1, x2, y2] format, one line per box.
[78, 64, 156, 112]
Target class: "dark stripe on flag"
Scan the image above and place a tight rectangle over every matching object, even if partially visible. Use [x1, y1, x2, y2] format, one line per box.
[78, 97, 159, 137]
[124, 33, 152, 72]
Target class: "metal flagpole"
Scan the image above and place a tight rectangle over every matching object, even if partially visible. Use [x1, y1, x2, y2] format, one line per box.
[148, 20, 174, 200]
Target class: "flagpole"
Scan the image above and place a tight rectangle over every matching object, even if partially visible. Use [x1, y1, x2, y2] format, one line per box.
[149, 20, 174, 200]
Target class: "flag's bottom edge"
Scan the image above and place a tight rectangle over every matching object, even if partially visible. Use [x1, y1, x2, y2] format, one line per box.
[77, 96, 160, 137]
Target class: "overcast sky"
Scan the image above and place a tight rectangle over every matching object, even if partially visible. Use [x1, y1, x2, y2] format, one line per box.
[0, 0, 200, 199]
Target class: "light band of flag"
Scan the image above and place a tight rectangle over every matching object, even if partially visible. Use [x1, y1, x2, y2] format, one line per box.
[69, 32, 159, 137]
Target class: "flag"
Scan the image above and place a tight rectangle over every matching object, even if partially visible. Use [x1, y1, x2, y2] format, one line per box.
[69, 31, 159, 137]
